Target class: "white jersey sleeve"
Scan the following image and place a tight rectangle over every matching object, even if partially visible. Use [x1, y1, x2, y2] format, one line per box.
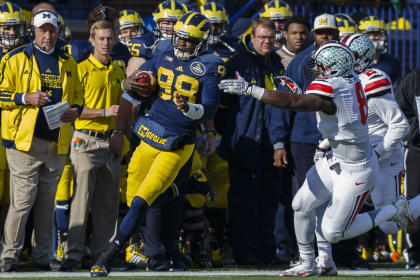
[306, 79, 334, 99]
[359, 68, 392, 98]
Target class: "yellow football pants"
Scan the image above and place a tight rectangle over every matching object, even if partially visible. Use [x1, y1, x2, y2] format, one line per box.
[126, 141, 194, 206]
[55, 154, 74, 202]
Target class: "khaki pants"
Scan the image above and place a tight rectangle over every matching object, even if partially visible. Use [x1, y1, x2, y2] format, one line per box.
[65, 130, 120, 262]
[0, 137, 65, 264]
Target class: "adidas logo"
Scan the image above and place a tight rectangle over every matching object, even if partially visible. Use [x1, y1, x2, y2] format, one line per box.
[23, 70, 29, 75]
[175, 66, 183, 72]
[46, 68, 52, 73]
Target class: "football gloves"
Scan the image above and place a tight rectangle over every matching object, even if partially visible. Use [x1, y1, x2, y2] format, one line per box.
[218, 72, 265, 100]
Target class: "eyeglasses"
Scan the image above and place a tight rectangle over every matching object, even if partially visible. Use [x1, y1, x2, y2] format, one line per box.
[253, 35, 275, 41]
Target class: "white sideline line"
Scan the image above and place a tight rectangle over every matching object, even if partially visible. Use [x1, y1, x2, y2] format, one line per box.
[1, 270, 420, 278]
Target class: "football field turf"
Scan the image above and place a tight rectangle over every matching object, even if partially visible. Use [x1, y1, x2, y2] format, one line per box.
[2, 266, 420, 279]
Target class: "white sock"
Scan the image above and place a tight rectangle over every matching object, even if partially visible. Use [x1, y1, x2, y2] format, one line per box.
[294, 210, 316, 261]
[343, 204, 398, 240]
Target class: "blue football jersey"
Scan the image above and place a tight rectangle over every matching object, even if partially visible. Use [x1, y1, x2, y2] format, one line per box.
[128, 32, 165, 60]
[66, 40, 130, 70]
[140, 49, 225, 137]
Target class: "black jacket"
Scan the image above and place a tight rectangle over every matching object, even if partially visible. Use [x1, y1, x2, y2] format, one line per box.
[395, 68, 420, 151]
[217, 34, 284, 169]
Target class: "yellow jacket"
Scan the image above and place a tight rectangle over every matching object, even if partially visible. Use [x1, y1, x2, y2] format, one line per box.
[0, 44, 84, 154]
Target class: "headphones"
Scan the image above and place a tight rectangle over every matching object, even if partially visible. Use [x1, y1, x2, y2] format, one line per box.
[29, 9, 59, 39]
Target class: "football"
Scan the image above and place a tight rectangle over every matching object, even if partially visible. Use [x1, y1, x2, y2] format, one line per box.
[135, 70, 157, 92]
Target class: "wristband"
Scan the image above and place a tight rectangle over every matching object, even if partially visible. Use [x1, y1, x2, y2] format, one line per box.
[103, 109, 106, 117]
[206, 129, 217, 136]
[121, 79, 125, 91]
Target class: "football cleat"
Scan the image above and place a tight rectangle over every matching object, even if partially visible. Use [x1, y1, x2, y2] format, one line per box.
[392, 195, 415, 233]
[279, 258, 318, 277]
[125, 244, 147, 265]
[90, 264, 109, 277]
[316, 255, 338, 276]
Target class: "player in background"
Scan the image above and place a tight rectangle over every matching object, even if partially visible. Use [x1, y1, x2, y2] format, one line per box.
[125, 0, 185, 76]
[0, 1, 29, 236]
[259, 0, 293, 48]
[344, 32, 420, 260]
[90, 12, 224, 277]
[334, 13, 358, 39]
[118, 10, 145, 46]
[200, 2, 238, 61]
[359, 16, 400, 83]
[218, 41, 414, 277]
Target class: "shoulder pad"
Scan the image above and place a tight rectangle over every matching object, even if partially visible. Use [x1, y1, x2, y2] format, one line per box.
[198, 53, 225, 77]
[359, 68, 392, 97]
[154, 39, 171, 55]
[306, 79, 334, 98]
[128, 33, 158, 58]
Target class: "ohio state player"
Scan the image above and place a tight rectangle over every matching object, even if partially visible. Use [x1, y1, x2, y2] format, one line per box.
[218, 41, 414, 277]
[343, 33, 409, 235]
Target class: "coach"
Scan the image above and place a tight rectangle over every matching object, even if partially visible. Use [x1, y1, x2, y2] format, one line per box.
[0, 10, 83, 272]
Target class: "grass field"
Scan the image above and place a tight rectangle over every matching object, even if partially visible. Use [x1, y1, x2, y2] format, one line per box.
[2, 261, 420, 279]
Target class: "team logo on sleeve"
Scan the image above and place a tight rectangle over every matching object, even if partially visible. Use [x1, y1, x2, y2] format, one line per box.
[190, 62, 206, 76]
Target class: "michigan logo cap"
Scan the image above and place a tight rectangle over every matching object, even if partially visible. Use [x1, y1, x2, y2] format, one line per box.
[312, 13, 338, 32]
[33, 11, 58, 28]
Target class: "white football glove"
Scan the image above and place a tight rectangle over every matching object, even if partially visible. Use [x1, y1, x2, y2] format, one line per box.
[218, 71, 265, 100]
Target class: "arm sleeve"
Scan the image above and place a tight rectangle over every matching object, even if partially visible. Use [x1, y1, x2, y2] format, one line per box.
[269, 106, 293, 148]
[201, 74, 221, 120]
[0, 55, 25, 108]
[370, 95, 409, 151]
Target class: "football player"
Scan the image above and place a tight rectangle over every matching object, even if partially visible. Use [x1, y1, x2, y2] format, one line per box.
[359, 16, 400, 82]
[259, 0, 293, 47]
[118, 10, 145, 46]
[198, 1, 236, 266]
[125, 0, 185, 76]
[0, 1, 28, 233]
[343, 33, 409, 235]
[219, 41, 414, 276]
[200, 2, 238, 61]
[334, 13, 358, 39]
[90, 12, 224, 277]
[0, 1, 27, 57]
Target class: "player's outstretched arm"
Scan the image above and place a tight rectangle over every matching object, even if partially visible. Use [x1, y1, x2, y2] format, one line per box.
[218, 78, 336, 115]
[262, 89, 336, 115]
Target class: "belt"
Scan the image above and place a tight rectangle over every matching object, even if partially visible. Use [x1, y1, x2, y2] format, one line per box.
[77, 129, 112, 140]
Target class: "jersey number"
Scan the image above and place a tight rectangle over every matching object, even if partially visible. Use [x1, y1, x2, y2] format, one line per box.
[128, 43, 142, 57]
[355, 82, 368, 125]
[157, 67, 199, 104]
[364, 69, 377, 77]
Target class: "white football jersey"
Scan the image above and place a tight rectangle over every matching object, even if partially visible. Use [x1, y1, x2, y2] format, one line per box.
[306, 73, 369, 144]
[359, 68, 408, 149]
